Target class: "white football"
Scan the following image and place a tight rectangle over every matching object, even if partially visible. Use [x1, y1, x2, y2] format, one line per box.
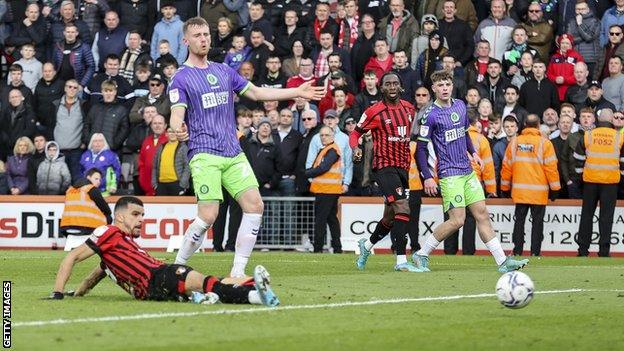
[495, 271, 535, 309]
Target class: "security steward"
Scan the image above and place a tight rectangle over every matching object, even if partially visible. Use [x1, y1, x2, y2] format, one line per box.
[501, 114, 561, 256]
[445, 113, 497, 255]
[574, 109, 624, 257]
[60, 168, 112, 236]
[306, 126, 343, 253]
[408, 139, 423, 252]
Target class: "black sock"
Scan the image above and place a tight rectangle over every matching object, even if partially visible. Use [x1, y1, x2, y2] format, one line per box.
[370, 219, 392, 244]
[390, 213, 409, 256]
[203, 276, 253, 304]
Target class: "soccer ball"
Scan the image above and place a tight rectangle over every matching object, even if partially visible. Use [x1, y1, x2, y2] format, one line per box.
[495, 271, 535, 309]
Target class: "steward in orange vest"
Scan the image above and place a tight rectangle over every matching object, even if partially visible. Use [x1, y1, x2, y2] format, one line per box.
[408, 141, 423, 251]
[306, 127, 344, 253]
[501, 115, 560, 256]
[573, 111, 624, 257]
[60, 168, 112, 236]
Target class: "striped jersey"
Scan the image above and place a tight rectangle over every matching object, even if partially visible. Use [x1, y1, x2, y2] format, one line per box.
[417, 99, 473, 178]
[86, 225, 164, 300]
[356, 99, 414, 170]
[168, 62, 251, 159]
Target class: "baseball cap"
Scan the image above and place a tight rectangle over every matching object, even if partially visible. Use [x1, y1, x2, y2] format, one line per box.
[503, 114, 518, 123]
[324, 109, 338, 119]
[330, 70, 346, 79]
[588, 80, 602, 89]
[344, 116, 355, 124]
[257, 117, 271, 128]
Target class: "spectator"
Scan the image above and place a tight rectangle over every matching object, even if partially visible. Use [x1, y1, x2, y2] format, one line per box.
[392, 49, 419, 103]
[561, 107, 595, 198]
[487, 113, 505, 146]
[150, 2, 186, 65]
[493, 114, 519, 193]
[478, 59, 509, 112]
[84, 54, 134, 107]
[465, 40, 496, 87]
[118, 0, 157, 41]
[0, 1, 8, 52]
[305, 2, 338, 48]
[317, 55, 356, 92]
[519, 58, 560, 116]
[510, 51, 535, 88]
[502, 26, 539, 78]
[34, 63, 65, 138]
[242, 117, 282, 195]
[337, 0, 360, 52]
[476, 97, 494, 136]
[332, 87, 353, 127]
[53, 79, 87, 182]
[542, 108, 560, 135]
[154, 39, 177, 75]
[208, 17, 235, 63]
[551, 113, 574, 197]
[412, 15, 446, 70]
[160, 59, 178, 84]
[594, 24, 623, 81]
[53, 23, 96, 88]
[6, 136, 34, 195]
[8, 3, 47, 62]
[295, 109, 321, 195]
[437, 0, 475, 66]
[465, 86, 481, 115]
[601, 56, 624, 111]
[585, 80, 616, 113]
[566, 0, 600, 75]
[256, 55, 288, 92]
[152, 127, 190, 196]
[414, 86, 433, 122]
[79, 132, 121, 196]
[565, 61, 591, 114]
[521, 1, 554, 60]
[26, 133, 47, 195]
[351, 13, 377, 83]
[547, 34, 584, 101]
[1, 64, 34, 107]
[550, 103, 580, 139]
[378, 0, 419, 54]
[291, 96, 321, 133]
[247, 29, 273, 81]
[311, 29, 351, 79]
[352, 70, 382, 125]
[131, 63, 151, 98]
[138, 114, 168, 196]
[92, 11, 129, 72]
[123, 105, 157, 193]
[363, 38, 394, 85]
[360, 0, 390, 24]
[118, 31, 152, 83]
[223, 0, 249, 31]
[48, 1, 93, 48]
[286, 57, 316, 89]
[36, 141, 71, 195]
[434, 0, 479, 31]
[440, 53, 467, 100]
[474, 0, 516, 61]
[273, 108, 303, 197]
[0, 89, 37, 160]
[0, 159, 7, 194]
[614, 110, 624, 135]
[599, 0, 624, 46]
[501, 85, 528, 129]
[129, 74, 170, 124]
[84, 80, 130, 152]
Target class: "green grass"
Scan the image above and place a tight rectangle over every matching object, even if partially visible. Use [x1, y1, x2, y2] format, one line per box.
[3, 251, 624, 351]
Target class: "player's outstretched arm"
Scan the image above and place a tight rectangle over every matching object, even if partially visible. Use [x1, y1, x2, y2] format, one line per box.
[51, 244, 97, 298]
[243, 81, 325, 102]
[73, 265, 107, 297]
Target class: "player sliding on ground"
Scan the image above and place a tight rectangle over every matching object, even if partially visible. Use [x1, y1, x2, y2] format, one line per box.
[351, 72, 423, 272]
[414, 70, 529, 273]
[48, 196, 279, 306]
[168, 17, 325, 277]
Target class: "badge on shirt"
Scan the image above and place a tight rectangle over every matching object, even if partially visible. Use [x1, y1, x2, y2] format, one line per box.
[99, 156, 105, 161]
[169, 88, 179, 103]
[419, 125, 429, 137]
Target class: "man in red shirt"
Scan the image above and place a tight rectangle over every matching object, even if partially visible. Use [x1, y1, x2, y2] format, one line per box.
[48, 196, 279, 306]
[138, 114, 168, 195]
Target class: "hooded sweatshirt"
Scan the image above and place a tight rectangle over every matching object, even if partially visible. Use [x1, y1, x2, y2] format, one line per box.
[547, 34, 585, 100]
[150, 14, 187, 64]
[36, 141, 71, 195]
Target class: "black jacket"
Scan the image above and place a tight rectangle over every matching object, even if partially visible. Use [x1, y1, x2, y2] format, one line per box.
[34, 76, 65, 135]
[585, 97, 616, 115]
[0, 104, 37, 156]
[27, 150, 46, 195]
[273, 128, 303, 176]
[208, 30, 234, 63]
[8, 17, 48, 62]
[248, 44, 272, 81]
[477, 75, 511, 112]
[393, 67, 419, 104]
[352, 88, 382, 122]
[273, 26, 307, 59]
[438, 17, 474, 66]
[518, 78, 561, 116]
[242, 134, 282, 189]
[0, 83, 33, 109]
[84, 101, 129, 151]
[565, 82, 589, 116]
[84, 73, 135, 110]
[124, 121, 150, 154]
[295, 125, 321, 194]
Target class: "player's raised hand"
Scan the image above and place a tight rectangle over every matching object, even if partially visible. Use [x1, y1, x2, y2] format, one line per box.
[423, 178, 438, 197]
[298, 80, 326, 101]
[175, 122, 189, 142]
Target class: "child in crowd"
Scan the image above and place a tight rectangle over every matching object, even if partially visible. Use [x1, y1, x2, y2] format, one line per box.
[155, 39, 176, 77]
[224, 35, 251, 71]
[132, 64, 152, 98]
[161, 60, 178, 84]
[11, 44, 42, 92]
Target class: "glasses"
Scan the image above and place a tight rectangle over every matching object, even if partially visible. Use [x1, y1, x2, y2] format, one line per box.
[614, 115, 624, 120]
[302, 117, 314, 121]
[415, 93, 429, 97]
[609, 32, 623, 36]
[149, 82, 162, 87]
[528, 9, 542, 13]
[65, 85, 79, 89]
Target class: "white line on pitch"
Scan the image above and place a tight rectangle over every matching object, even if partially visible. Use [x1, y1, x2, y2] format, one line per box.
[14, 288, 620, 328]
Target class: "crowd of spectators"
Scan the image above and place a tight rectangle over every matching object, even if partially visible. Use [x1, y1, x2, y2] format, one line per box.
[0, 0, 623, 203]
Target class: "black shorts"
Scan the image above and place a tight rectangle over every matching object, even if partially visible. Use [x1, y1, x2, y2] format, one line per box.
[147, 264, 193, 301]
[373, 167, 409, 203]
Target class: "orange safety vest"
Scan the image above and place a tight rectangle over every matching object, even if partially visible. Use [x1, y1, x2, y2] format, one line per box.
[310, 143, 343, 194]
[468, 126, 496, 194]
[582, 127, 623, 184]
[500, 128, 561, 205]
[408, 141, 423, 190]
[60, 184, 108, 229]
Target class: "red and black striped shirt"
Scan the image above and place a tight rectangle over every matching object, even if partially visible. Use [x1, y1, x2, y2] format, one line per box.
[86, 225, 164, 300]
[355, 99, 414, 170]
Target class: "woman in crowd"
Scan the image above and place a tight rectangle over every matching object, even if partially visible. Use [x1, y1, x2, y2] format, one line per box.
[79, 133, 121, 196]
[208, 17, 235, 63]
[282, 40, 306, 78]
[6, 137, 35, 195]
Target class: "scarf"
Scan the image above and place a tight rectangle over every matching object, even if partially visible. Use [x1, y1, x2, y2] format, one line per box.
[508, 42, 527, 64]
[314, 18, 328, 41]
[338, 15, 359, 49]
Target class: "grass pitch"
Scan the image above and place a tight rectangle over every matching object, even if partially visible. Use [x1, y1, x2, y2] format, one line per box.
[3, 250, 624, 350]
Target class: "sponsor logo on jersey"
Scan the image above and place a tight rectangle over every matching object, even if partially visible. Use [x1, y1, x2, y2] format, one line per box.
[201, 91, 229, 108]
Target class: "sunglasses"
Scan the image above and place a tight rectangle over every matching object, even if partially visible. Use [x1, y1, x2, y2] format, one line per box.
[415, 93, 429, 97]
[609, 32, 623, 36]
[528, 9, 542, 13]
[614, 115, 624, 120]
[150, 82, 162, 87]
[302, 117, 315, 121]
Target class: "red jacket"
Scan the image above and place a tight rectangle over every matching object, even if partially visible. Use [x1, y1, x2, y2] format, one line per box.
[361, 54, 394, 88]
[547, 49, 584, 101]
[138, 133, 168, 196]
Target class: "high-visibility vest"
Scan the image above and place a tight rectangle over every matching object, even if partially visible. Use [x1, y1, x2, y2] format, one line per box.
[500, 128, 561, 205]
[310, 143, 343, 194]
[468, 126, 496, 194]
[60, 184, 108, 229]
[408, 142, 423, 190]
[582, 127, 623, 184]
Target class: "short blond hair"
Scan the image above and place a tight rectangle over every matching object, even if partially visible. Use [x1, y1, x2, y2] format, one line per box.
[183, 17, 209, 35]
[13, 136, 35, 156]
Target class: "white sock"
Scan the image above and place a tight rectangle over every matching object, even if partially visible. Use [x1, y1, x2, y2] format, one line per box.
[417, 235, 440, 257]
[174, 217, 210, 264]
[230, 213, 262, 277]
[396, 255, 407, 265]
[364, 239, 375, 251]
[248, 290, 262, 305]
[485, 237, 507, 266]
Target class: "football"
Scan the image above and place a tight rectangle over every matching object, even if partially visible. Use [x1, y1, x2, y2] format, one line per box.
[495, 271, 535, 309]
